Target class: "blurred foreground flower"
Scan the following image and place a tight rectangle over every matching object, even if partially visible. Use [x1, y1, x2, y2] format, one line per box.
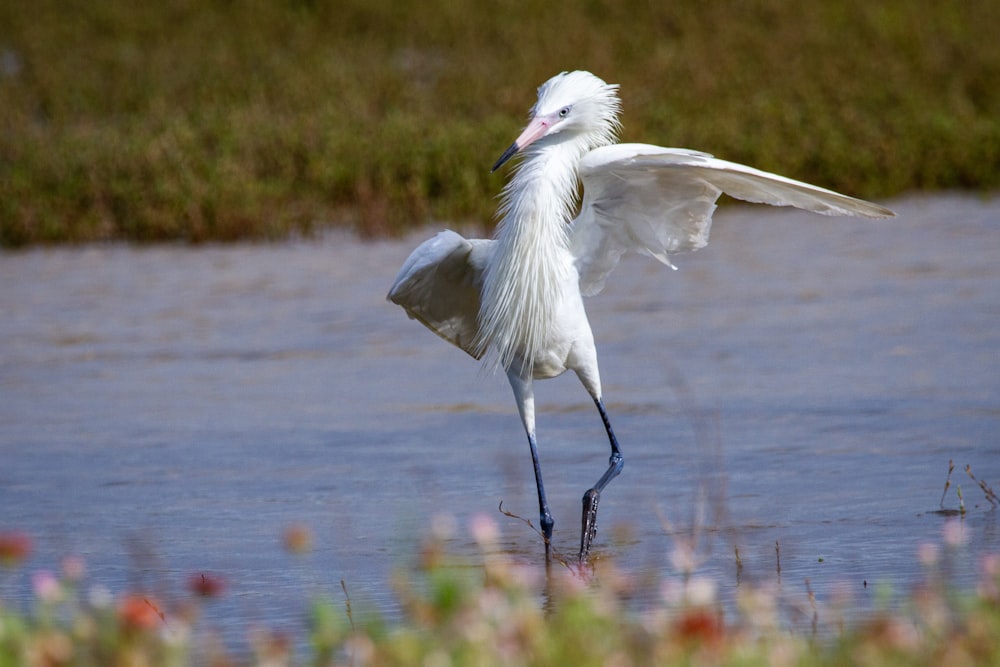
[188, 572, 226, 598]
[61, 554, 85, 581]
[31, 570, 63, 603]
[283, 523, 313, 554]
[674, 608, 724, 644]
[0, 530, 32, 565]
[469, 514, 499, 547]
[942, 519, 970, 547]
[118, 595, 164, 632]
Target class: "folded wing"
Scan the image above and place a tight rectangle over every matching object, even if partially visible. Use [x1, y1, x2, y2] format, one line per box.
[570, 143, 895, 296]
[387, 230, 492, 358]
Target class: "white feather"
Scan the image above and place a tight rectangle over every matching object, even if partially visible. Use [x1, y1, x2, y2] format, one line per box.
[570, 144, 894, 295]
[389, 71, 895, 373]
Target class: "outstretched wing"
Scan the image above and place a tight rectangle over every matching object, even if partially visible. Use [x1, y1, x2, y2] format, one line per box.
[569, 143, 895, 296]
[387, 230, 492, 358]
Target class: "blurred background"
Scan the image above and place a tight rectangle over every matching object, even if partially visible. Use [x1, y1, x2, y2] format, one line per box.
[1, 0, 998, 246]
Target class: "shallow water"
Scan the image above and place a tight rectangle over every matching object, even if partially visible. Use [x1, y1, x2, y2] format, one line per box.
[2, 194, 998, 650]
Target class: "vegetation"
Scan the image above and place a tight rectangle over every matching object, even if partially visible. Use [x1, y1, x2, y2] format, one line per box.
[1, 517, 999, 666]
[1, 0, 998, 245]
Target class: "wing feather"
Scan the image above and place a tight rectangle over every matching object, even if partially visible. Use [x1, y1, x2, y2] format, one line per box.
[570, 144, 894, 296]
[387, 230, 491, 358]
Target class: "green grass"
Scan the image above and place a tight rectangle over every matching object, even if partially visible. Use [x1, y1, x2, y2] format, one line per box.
[1, 0, 998, 245]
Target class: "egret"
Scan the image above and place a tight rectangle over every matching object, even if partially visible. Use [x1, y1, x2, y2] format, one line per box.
[388, 70, 894, 562]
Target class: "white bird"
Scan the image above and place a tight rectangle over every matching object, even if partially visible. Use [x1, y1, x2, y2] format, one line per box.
[388, 70, 894, 562]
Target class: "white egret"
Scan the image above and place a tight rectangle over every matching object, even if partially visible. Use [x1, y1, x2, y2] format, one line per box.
[388, 70, 894, 562]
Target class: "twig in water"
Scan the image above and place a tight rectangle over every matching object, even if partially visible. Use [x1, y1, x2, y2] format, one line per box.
[497, 501, 574, 571]
[965, 464, 999, 507]
[775, 541, 782, 579]
[145, 598, 167, 624]
[734, 546, 743, 585]
[498, 500, 539, 534]
[341, 579, 355, 632]
[940, 459, 955, 509]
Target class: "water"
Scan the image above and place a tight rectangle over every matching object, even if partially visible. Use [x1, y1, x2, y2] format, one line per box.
[2, 194, 998, 650]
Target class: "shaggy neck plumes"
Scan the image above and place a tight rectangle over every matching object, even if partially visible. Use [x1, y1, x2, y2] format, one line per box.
[475, 142, 584, 375]
[475, 71, 622, 375]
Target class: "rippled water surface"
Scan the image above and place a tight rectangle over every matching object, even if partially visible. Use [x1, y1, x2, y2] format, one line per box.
[2, 194, 998, 650]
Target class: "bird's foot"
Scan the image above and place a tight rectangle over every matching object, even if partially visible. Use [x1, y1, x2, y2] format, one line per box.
[540, 512, 554, 559]
[579, 488, 600, 563]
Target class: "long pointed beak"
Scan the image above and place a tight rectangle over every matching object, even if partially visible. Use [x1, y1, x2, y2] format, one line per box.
[491, 142, 519, 173]
[491, 116, 551, 172]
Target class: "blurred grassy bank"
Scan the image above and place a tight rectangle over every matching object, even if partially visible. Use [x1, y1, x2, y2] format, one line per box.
[1, 0, 998, 245]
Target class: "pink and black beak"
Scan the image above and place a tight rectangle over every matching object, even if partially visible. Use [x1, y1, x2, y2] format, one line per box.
[491, 115, 554, 172]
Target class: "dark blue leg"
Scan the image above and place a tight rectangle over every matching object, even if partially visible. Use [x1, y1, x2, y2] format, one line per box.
[579, 397, 624, 562]
[526, 430, 555, 555]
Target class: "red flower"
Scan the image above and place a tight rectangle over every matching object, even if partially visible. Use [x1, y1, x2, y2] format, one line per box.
[118, 595, 164, 631]
[0, 531, 32, 565]
[188, 572, 226, 598]
[674, 609, 723, 644]
[283, 524, 313, 554]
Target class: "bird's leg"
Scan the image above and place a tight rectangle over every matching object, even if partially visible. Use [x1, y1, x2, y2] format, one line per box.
[526, 430, 555, 555]
[508, 369, 554, 556]
[579, 397, 624, 562]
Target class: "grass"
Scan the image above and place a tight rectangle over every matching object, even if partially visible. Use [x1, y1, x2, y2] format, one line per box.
[1, 516, 999, 666]
[1, 0, 998, 245]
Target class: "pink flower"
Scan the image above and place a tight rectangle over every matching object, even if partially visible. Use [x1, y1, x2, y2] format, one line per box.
[942, 519, 970, 548]
[469, 514, 499, 546]
[32, 570, 62, 603]
[62, 555, 86, 581]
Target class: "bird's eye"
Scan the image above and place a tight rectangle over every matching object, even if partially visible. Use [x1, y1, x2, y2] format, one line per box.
[558, 106, 571, 118]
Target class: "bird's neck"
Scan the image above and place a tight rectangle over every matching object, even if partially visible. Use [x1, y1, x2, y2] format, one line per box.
[476, 142, 584, 374]
[496, 142, 583, 257]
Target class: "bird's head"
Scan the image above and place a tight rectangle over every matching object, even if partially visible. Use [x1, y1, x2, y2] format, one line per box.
[492, 71, 621, 172]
